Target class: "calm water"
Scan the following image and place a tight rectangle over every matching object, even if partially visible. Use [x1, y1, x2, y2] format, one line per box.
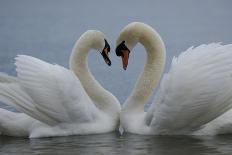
[0, 0, 232, 154]
[1, 133, 232, 155]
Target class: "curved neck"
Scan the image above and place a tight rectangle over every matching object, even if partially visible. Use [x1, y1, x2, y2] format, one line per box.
[69, 36, 120, 116]
[124, 26, 166, 112]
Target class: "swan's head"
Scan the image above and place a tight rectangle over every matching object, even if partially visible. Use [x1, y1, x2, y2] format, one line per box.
[115, 22, 142, 70]
[81, 30, 111, 66]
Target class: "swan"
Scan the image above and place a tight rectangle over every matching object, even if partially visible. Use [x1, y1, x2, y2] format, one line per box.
[0, 30, 121, 138]
[115, 22, 232, 135]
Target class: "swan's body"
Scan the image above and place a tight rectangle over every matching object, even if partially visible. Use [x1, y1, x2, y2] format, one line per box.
[0, 30, 120, 138]
[116, 22, 232, 135]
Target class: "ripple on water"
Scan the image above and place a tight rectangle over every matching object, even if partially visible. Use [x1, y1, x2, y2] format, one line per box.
[1, 133, 232, 155]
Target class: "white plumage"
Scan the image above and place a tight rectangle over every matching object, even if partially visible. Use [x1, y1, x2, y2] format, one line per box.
[0, 31, 120, 138]
[118, 22, 232, 135]
[149, 43, 232, 134]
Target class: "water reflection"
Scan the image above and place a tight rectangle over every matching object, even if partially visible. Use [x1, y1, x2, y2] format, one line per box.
[1, 133, 232, 155]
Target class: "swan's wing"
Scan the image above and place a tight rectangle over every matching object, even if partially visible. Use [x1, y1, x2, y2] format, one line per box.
[147, 43, 232, 134]
[0, 82, 58, 125]
[0, 72, 59, 125]
[12, 55, 98, 125]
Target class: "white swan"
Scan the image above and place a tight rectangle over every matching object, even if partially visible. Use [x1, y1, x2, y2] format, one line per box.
[0, 30, 121, 138]
[116, 22, 232, 135]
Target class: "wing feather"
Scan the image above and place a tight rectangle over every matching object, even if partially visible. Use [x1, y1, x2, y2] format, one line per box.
[13, 55, 97, 124]
[147, 43, 232, 134]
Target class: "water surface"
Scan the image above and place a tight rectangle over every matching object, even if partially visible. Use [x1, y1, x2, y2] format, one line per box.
[1, 133, 232, 155]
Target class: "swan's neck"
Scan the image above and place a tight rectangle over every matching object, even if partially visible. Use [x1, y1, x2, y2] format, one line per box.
[69, 37, 120, 117]
[124, 26, 166, 112]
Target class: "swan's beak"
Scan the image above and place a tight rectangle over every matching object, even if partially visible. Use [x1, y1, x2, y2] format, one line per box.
[101, 39, 111, 66]
[101, 47, 111, 66]
[115, 41, 130, 70]
[121, 50, 129, 70]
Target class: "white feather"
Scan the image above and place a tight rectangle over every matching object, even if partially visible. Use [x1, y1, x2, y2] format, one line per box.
[148, 43, 232, 134]
[14, 55, 97, 124]
[0, 30, 120, 137]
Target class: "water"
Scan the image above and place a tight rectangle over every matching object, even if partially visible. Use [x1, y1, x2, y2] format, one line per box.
[0, 0, 232, 154]
[1, 133, 232, 155]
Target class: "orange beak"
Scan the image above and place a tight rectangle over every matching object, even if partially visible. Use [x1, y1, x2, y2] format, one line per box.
[121, 50, 130, 70]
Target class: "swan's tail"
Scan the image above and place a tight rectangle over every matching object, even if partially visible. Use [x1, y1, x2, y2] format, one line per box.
[0, 83, 36, 116]
[0, 108, 32, 137]
[0, 83, 56, 125]
[0, 74, 55, 136]
[0, 72, 18, 83]
[0, 73, 31, 136]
